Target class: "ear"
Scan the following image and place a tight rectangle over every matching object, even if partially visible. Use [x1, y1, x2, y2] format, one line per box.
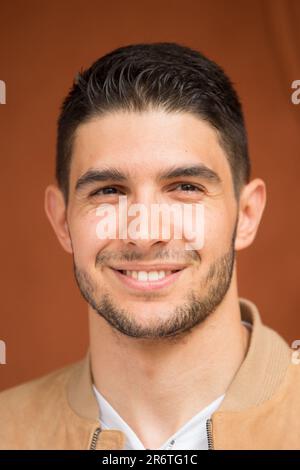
[44, 184, 73, 254]
[235, 178, 267, 251]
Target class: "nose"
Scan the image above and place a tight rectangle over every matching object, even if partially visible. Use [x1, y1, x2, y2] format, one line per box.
[119, 193, 174, 250]
[122, 211, 170, 250]
[123, 233, 169, 251]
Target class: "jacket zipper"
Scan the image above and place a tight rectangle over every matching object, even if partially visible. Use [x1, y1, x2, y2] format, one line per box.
[206, 418, 214, 450]
[91, 421, 214, 450]
[89, 426, 101, 450]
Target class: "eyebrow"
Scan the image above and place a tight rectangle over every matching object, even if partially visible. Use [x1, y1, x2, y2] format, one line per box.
[158, 164, 222, 184]
[75, 163, 221, 193]
[75, 168, 127, 192]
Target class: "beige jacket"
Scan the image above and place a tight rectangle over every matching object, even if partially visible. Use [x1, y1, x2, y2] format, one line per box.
[0, 298, 299, 450]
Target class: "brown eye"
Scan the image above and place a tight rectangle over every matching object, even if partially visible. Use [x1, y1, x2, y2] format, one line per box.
[90, 186, 122, 197]
[175, 183, 204, 192]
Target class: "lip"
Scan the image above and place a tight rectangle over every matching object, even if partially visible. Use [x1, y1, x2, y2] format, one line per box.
[108, 263, 188, 271]
[109, 266, 186, 291]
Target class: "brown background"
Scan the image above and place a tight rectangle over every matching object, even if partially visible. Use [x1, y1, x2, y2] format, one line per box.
[0, 0, 299, 391]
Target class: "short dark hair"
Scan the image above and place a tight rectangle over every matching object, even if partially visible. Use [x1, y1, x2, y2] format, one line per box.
[56, 42, 251, 204]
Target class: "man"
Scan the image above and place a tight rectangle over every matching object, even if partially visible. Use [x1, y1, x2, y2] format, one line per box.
[0, 42, 299, 450]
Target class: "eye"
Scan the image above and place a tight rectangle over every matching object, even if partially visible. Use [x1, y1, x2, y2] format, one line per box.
[89, 186, 124, 197]
[173, 183, 205, 193]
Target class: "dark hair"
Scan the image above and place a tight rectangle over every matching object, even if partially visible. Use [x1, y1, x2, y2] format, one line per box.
[56, 42, 250, 204]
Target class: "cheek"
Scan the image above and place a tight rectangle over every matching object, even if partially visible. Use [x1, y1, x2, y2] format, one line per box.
[69, 212, 111, 266]
[199, 208, 234, 257]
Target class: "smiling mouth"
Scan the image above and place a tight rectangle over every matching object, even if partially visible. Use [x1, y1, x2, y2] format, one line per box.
[115, 269, 181, 281]
[109, 266, 186, 291]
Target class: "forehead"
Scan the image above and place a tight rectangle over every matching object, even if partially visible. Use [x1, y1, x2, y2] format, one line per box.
[70, 109, 231, 183]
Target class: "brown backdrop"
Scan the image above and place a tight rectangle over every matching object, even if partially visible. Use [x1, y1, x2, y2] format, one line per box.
[0, 0, 299, 391]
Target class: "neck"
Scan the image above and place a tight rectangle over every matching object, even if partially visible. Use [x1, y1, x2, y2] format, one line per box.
[89, 271, 250, 448]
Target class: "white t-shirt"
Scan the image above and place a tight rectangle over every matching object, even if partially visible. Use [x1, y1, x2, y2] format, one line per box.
[92, 320, 252, 450]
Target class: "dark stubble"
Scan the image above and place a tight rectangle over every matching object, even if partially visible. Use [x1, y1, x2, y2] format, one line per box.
[72, 221, 237, 341]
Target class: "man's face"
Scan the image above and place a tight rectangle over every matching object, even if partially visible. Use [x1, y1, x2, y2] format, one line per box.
[66, 110, 238, 339]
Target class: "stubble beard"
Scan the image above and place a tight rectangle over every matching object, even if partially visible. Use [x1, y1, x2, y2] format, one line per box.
[73, 239, 236, 342]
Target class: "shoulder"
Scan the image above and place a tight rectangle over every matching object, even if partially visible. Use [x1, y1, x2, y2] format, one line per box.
[0, 360, 78, 408]
[0, 360, 82, 449]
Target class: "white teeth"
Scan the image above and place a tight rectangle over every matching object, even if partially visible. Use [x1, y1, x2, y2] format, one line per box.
[148, 271, 159, 281]
[124, 270, 172, 281]
[138, 271, 148, 281]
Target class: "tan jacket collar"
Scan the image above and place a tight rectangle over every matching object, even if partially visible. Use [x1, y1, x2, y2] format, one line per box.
[218, 298, 291, 411]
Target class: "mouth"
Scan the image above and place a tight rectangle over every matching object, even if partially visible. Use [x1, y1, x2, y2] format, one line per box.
[108, 265, 187, 291]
